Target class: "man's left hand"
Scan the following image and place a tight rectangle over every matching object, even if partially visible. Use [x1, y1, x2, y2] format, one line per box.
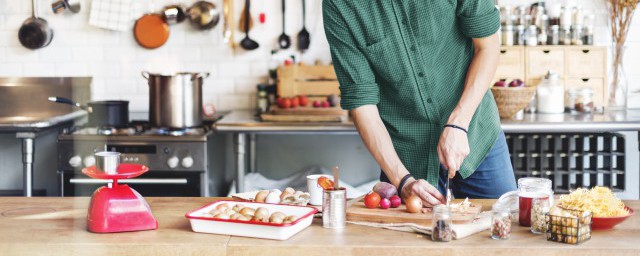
[437, 126, 470, 178]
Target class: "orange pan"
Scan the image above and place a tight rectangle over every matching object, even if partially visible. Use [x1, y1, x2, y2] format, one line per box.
[134, 14, 170, 49]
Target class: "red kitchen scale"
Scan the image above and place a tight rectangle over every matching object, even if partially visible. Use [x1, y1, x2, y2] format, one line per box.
[82, 164, 158, 233]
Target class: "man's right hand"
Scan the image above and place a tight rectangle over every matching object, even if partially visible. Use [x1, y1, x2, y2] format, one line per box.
[401, 178, 445, 207]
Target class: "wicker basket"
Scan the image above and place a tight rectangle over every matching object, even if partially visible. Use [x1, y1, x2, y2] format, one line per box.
[491, 86, 537, 119]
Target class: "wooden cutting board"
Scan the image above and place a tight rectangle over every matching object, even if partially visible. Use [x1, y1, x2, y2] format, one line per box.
[346, 200, 482, 226]
[271, 107, 347, 116]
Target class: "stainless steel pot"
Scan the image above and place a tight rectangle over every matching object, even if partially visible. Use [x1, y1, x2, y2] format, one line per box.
[142, 72, 209, 129]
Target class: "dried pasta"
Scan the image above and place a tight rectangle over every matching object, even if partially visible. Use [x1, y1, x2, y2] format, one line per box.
[558, 187, 629, 217]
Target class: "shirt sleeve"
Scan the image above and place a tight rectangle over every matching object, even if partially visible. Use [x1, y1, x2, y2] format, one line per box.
[323, 0, 379, 110]
[456, 0, 501, 38]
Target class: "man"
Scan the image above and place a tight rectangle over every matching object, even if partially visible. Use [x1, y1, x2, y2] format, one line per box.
[323, 0, 516, 206]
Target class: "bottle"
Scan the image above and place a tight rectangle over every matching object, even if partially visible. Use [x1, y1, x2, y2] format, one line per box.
[491, 204, 512, 240]
[583, 25, 594, 45]
[537, 70, 565, 114]
[560, 7, 572, 28]
[431, 205, 452, 242]
[572, 25, 584, 45]
[256, 84, 269, 114]
[516, 25, 526, 45]
[573, 7, 584, 27]
[560, 27, 571, 45]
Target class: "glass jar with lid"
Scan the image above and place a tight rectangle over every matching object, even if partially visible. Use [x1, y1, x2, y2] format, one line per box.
[515, 25, 526, 45]
[526, 25, 538, 46]
[572, 25, 584, 45]
[560, 27, 571, 45]
[431, 205, 452, 242]
[518, 177, 553, 227]
[537, 70, 565, 114]
[530, 197, 550, 234]
[567, 87, 595, 113]
[548, 25, 560, 45]
[491, 204, 512, 240]
[502, 25, 514, 46]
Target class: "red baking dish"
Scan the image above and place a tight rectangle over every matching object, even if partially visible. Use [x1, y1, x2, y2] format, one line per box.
[185, 200, 318, 240]
[591, 206, 635, 230]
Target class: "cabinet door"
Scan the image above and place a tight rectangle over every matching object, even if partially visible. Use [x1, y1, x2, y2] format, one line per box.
[566, 78, 606, 108]
[566, 47, 607, 78]
[526, 47, 565, 80]
[496, 47, 525, 79]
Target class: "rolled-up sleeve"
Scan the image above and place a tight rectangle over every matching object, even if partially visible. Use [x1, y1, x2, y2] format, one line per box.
[456, 0, 501, 38]
[323, 0, 379, 110]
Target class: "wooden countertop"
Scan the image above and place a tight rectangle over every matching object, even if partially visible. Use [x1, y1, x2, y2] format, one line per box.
[0, 197, 638, 255]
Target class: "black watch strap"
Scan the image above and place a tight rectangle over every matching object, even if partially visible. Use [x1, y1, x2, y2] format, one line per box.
[397, 174, 413, 197]
[443, 124, 468, 134]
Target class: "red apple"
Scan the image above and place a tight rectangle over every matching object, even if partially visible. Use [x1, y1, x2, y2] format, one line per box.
[509, 79, 525, 87]
[494, 80, 507, 87]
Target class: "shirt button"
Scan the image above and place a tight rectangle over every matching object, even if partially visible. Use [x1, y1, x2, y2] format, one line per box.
[418, 72, 425, 77]
[427, 98, 433, 103]
[410, 46, 416, 51]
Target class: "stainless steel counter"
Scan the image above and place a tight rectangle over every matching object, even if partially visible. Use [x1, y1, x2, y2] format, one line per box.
[215, 110, 640, 133]
[215, 109, 640, 193]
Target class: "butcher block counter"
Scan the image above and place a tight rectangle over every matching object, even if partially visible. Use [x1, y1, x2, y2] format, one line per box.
[0, 197, 638, 256]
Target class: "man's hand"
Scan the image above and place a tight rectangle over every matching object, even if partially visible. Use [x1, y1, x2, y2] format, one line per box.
[401, 178, 445, 207]
[438, 127, 470, 178]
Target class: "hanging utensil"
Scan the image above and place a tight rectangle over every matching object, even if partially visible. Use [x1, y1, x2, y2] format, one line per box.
[238, 0, 254, 32]
[186, 1, 220, 30]
[19, 0, 54, 50]
[297, 0, 310, 51]
[162, 5, 186, 25]
[51, 0, 81, 14]
[333, 166, 340, 190]
[239, 0, 259, 50]
[277, 0, 290, 49]
[134, 13, 170, 49]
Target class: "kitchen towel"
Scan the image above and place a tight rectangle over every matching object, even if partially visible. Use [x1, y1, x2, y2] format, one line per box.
[347, 211, 492, 240]
[89, 0, 139, 31]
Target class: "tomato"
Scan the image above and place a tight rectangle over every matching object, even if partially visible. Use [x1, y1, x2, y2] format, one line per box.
[321, 101, 330, 108]
[364, 191, 382, 209]
[317, 176, 335, 190]
[290, 97, 300, 108]
[298, 95, 309, 107]
[281, 98, 292, 109]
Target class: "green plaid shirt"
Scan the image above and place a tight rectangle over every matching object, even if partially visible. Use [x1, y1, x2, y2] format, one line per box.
[323, 0, 502, 186]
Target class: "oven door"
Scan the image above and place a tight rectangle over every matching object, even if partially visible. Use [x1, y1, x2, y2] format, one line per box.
[61, 171, 202, 197]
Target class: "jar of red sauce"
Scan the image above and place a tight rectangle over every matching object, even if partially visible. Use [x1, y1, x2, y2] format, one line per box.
[518, 178, 553, 227]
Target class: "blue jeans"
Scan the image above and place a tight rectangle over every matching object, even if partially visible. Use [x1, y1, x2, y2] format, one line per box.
[381, 130, 517, 199]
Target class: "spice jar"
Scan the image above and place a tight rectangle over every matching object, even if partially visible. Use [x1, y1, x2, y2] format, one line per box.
[567, 87, 595, 113]
[548, 25, 560, 45]
[431, 205, 452, 242]
[530, 197, 550, 234]
[502, 25, 514, 46]
[491, 204, 512, 240]
[537, 70, 565, 114]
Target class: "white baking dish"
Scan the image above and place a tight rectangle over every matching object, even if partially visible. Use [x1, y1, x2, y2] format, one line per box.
[185, 200, 318, 240]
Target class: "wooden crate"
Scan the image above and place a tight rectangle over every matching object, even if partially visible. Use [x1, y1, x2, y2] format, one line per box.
[277, 65, 340, 103]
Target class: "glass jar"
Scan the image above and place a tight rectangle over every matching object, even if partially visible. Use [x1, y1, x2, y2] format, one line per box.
[530, 197, 550, 234]
[516, 25, 526, 45]
[537, 70, 565, 114]
[567, 87, 595, 113]
[560, 7, 572, 28]
[526, 25, 538, 46]
[491, 204, 512, 240]
[502, 25, 514, 46]
[572, 25, 584, 45]
[548, 25, 560, 45]
[583, 25, 594, 45]
[518, 177, 553, 227]
[573, 7, 584, 26]
[256, 84, 268, 114]
[431, 205, 452, 242]
[560, 27, 571, 45]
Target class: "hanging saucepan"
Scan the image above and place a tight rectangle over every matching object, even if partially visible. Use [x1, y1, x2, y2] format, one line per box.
[187, 1, 220, 30]
[162, 5, 186, 25]
[19, 0, 54, 50]
[134, 14, 170, 49]
[51, 0, 81, 14]
[48, 97, 130, 128]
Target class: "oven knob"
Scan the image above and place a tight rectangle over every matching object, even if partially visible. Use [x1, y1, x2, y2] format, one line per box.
[167, 156, 179, 169]
[83, 156, 96, 167]
[181, 157, 194, 168]
[68, 155, 82, 168]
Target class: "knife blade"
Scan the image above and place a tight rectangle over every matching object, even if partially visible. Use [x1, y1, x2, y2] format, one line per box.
[445, 176, 451, 206]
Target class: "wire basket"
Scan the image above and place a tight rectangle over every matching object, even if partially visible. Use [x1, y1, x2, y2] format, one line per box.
[545, 207, 592, 245]
[491, 86, 536, 119]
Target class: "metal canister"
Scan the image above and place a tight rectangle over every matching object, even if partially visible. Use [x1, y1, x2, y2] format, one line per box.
[322, 189, 346, 229]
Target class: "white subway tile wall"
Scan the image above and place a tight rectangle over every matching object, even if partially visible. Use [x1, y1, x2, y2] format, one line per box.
[0, 0, 637, 110]
[0, 0, 330, 112]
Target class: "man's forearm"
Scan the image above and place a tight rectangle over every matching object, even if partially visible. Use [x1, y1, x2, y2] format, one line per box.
[447, 33, 501, 128]
[351, 105, 411, 187]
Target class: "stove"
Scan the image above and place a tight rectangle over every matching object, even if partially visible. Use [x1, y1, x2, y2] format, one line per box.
[57, 119, 218, 197]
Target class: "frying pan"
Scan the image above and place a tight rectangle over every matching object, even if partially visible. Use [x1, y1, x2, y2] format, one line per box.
[19, 0, 54, 50]
[134, 14, 170, 49]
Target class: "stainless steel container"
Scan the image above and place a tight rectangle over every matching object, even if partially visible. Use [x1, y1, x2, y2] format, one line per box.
[322, 188, 346, 229]
[95, 151, 120, 174]
[142, 72, 209, 129]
